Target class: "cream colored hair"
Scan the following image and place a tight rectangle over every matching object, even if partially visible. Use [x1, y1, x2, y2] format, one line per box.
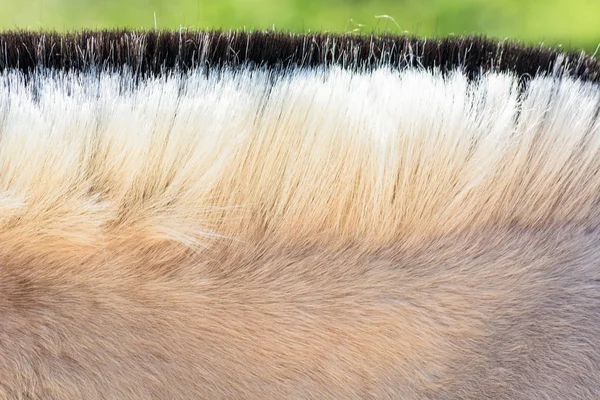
[0, 65, 599, 398]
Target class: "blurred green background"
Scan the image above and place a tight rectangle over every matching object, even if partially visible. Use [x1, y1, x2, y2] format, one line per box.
[1, 0, 599, 53]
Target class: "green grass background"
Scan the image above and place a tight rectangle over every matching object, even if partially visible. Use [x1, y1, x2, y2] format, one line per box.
[2, 0, 599, 53]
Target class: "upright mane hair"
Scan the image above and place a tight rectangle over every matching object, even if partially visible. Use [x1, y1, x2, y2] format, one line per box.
[0, 31, 599, 399]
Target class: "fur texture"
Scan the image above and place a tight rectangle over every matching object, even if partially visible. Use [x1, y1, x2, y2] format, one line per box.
[0, 32, 599, 399]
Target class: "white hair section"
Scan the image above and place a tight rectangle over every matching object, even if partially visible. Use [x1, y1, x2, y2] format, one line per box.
[0, 67, 599, 260]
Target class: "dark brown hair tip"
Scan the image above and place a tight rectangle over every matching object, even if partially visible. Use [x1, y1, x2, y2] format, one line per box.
[0, 30, 598, 83]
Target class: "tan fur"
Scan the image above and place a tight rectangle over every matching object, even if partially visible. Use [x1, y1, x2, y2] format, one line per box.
[0, 67, 599, 398]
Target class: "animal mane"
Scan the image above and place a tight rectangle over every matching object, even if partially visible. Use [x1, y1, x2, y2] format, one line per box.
[1, 31, 599, 399]
[1, 31, 599, 260]
[2, 30, 600, 80]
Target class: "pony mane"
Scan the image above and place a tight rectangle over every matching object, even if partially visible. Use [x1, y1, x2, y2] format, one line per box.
[1, 31, 599, 80]
[1, 31, 600, 399]
[0, 32, 599, 265]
